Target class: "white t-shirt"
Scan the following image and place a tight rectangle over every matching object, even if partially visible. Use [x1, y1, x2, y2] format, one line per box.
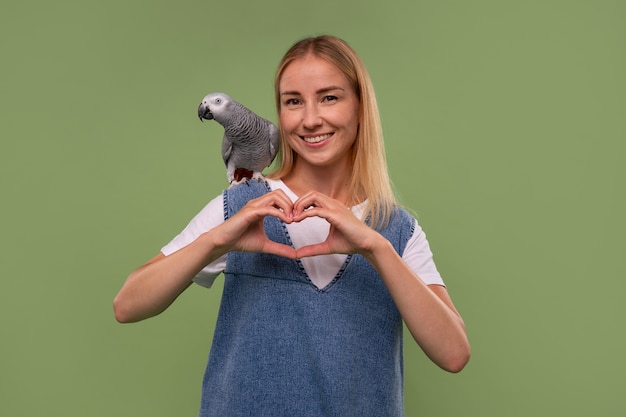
[162, 179, 444, 289]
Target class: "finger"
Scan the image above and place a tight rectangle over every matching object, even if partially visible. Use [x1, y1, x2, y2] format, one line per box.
[292, 201, 352, 224]
[291, 206, 329, 223]
[244, 194, 295, 223]
[294, 191, 351, 213]
[262, 241, 298, 259]
[296, 242, 333, 259]
[292, 191, 327, 213]
[254, 190, 295, 220]
[236, 205, 287, 226]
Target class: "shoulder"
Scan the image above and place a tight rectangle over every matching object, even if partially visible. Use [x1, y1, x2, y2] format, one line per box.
[391, 206, 416, 226]
[223, 180, 272, 217]
[376, 206, 416, 255]
[388, 206, 417, 236]
[160, 193, 225, 255]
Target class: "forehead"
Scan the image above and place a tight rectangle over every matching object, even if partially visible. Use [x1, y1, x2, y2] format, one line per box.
[279, 55, 351, 93]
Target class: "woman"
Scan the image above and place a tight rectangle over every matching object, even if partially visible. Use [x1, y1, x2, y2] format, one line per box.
[114, 35, 470, 416]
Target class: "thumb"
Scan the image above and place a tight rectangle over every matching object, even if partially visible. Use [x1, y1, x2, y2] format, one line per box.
[263, 241, 298, 259]
[295, 242, 332, 259]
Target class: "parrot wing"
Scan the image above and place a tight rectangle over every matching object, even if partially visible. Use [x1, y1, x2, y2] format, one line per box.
[268, 123, 280, 162]
[221, 135, 233, 166]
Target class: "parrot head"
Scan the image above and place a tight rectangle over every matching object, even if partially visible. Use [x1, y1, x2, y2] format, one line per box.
[198, 92, 232, 123]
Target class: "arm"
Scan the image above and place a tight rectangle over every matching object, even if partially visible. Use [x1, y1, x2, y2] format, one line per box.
[113, 235, 221, 323]
[292, 192, 470, 373]
[362, 239, 470, 373]
[113, 190, 297, 323]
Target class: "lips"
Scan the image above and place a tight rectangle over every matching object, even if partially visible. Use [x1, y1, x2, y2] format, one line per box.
[301, 133, 333, 144]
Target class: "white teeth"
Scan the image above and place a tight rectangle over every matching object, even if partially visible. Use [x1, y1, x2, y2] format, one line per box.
[303, 134, 332, 143]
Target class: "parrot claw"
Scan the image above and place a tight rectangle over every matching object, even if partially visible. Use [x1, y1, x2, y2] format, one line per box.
[228, 178, 249, 187]
[228, 172, 265, 188]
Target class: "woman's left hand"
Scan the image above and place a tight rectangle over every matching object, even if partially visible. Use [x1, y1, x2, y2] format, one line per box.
[291, 191, 382, 258]
[292, 191, 470, 373]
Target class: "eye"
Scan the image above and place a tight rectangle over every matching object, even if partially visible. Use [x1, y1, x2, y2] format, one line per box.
[215, 98, 222, 104]
[323, 95, 338, 103]
[284, 98, 301, 106]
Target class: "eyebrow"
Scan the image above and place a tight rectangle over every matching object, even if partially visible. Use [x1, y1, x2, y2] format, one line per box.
[280, 86, 346, 96]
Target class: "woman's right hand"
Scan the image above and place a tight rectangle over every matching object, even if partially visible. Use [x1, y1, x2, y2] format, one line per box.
[114, 189, 296, 323]
[209, 189, 297, 259]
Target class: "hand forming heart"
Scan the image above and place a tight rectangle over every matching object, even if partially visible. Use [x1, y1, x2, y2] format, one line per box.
[211, 189, 380, 260]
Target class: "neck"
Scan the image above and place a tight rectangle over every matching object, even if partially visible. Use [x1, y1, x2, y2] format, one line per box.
[281, 160, 354, 204]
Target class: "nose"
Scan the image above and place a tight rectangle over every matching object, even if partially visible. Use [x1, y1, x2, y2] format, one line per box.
[302, 103, 322, 129]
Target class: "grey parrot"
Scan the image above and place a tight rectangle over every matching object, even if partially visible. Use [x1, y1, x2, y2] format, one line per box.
[197, 92, 280, 185]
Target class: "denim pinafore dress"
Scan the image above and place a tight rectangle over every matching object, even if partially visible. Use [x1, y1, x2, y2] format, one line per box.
[199, 181, 415, 417]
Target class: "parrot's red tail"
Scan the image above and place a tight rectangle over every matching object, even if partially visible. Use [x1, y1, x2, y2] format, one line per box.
[234, 168, 254, 183]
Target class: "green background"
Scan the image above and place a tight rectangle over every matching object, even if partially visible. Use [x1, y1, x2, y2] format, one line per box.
[1, 0, 624, 416]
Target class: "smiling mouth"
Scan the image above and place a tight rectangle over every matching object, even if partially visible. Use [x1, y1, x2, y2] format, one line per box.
[301, 133, 333, 144]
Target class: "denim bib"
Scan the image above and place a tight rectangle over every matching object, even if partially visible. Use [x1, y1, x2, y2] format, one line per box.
[199, 181, 415, 417]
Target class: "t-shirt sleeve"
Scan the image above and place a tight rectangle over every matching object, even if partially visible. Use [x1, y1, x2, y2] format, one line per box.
[160, 194, 227, 288]
[401, 220, 445, 287]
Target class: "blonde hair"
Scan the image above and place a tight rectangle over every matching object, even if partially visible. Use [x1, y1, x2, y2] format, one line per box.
[269, 35, 396, 229]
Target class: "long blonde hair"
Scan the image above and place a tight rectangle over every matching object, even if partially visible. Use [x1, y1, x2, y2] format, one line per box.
[269, 35, 396, 229]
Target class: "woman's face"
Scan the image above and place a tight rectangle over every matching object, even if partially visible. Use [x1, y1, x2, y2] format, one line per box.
[278, 54, 360, 171]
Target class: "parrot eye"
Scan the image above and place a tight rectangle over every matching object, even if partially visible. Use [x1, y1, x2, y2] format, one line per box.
[215, 98, 222, 104]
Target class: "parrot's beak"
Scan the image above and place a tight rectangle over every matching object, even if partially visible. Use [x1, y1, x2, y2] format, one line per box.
[198, 103, 214, 122]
